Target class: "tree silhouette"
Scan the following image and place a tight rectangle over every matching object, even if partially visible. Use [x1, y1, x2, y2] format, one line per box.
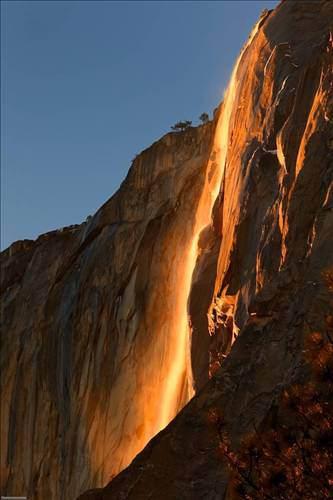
[171, 120, 192, 132]
[199, 112, 209, 124]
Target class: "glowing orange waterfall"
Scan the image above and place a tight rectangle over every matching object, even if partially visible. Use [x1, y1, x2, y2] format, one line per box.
[156, 21, 260, 430]
[86, 22, 260, 485]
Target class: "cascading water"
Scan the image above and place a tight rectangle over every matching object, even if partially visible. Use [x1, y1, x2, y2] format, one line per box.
[87, 21, 260, 485]
[156, 21, 260, 431]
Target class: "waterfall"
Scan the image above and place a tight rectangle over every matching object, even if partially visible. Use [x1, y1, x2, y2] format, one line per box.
[157, 21, 260, 429]
[86, 21, 260, 485]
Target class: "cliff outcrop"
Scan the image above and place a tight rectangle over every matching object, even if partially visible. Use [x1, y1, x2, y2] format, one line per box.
[1, 1, 332, 499]
[1, 124, 216, 498]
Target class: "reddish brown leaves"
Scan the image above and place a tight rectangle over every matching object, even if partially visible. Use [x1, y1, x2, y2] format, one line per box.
[212, 272, 333, 499]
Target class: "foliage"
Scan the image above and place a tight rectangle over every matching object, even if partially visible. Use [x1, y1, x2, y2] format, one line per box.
[171, 120, 192, 132]
[199, 112, 209, 124]
[211, 272, 333, 499]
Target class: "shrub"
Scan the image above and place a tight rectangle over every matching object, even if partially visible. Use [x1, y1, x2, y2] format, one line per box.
[171, 120, 192, 132]
[199, 112, 209, 124]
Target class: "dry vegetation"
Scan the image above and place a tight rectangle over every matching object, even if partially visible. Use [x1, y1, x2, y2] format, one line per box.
[210, 272, 333, 499]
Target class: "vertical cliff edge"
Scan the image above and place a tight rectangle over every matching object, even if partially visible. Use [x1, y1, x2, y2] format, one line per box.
[1, 0, 333, 499]
[1, 122, 216, 498]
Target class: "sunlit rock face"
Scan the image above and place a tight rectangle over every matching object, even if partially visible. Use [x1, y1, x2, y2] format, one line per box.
[1, 0, 333, 499]
[76, 0, 333, 499]
[0, 125, 215, 499]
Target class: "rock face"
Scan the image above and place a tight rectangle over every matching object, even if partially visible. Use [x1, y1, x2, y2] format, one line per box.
[1, 1, 333, 499]
[1, 124, 216, 499]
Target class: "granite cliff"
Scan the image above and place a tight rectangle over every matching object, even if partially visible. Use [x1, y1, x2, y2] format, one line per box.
[1, 0, 333, 499]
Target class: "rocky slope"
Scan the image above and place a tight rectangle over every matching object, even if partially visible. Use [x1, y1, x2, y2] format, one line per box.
[1, 0, 333, 499]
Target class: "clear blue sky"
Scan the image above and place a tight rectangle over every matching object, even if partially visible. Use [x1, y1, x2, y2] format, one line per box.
[1, 0, 277, 250]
